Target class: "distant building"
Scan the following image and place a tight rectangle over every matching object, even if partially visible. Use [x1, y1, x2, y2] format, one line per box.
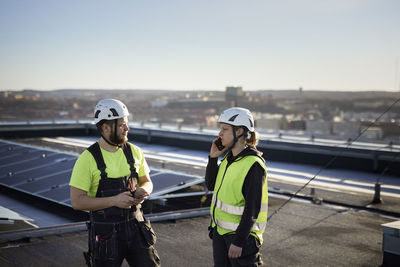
[255, 113, 284, 131]
[362, 127, 384, 140]
[305, 120, 332, 136]
[332, 121, 361, 139]
[256, 113, 306, 131]
[225, 86, 243, 105]
[151, 99, 168, 108]
[361, 121, 400, 140]
[276, 99, 308, 112]
[286, 120, 306, 131]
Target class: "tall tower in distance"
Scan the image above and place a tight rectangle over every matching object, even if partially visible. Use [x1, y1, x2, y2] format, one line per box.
[225, 86, 243, 106]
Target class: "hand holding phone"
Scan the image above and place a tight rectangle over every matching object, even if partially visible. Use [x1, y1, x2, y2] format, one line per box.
[214, 137, 225, 151]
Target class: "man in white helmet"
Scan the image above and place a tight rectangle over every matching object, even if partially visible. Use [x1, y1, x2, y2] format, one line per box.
[206, 107, 268, 267]
[69, 99, 160, 266]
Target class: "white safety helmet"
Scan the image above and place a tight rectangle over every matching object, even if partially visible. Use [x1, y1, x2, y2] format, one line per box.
[218, 107, 255, 131]
[94, 99, 129, 125]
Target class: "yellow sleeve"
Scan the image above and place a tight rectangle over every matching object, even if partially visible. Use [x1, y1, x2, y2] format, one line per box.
[69, 150, 97, 195]
[130, 143, 150, 177]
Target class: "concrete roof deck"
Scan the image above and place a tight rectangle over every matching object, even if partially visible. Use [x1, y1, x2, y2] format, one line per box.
[0, 195, 395, 267]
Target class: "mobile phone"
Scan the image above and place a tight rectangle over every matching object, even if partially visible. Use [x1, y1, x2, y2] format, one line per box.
[214, 137, 225, 151]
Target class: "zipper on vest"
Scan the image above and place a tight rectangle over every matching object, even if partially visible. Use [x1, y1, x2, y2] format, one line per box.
[212, 161, 232, 225]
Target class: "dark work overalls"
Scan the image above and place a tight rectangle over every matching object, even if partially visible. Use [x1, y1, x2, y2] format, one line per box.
[84, 142, 160, 267]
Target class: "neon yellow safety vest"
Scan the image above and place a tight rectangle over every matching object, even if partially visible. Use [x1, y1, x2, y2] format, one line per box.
[210, 155, 268, 243]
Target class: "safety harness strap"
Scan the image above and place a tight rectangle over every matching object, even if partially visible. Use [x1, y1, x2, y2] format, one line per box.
[87, 142, 107, 180]
[122, 143, 139, 179]
[87, 142, 138, 181]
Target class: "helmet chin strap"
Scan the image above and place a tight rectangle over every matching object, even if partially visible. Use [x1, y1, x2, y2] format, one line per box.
[229, 126, 246, 150]
[101, 133, 120, 147]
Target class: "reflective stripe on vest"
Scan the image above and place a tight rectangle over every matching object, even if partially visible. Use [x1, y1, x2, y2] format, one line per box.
[213, 218, 267, 232]
[211, 194, 268, 215]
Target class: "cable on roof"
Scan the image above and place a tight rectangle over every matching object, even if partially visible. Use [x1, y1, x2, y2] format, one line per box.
[267, 95, 400, 222]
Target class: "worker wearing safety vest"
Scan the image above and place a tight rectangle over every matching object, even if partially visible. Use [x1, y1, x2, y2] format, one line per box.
[206, 107, 268, 267]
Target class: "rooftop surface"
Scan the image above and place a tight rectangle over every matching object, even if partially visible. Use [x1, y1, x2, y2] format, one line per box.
[1, 136, 399, 266]
[0, 196, 395, 267]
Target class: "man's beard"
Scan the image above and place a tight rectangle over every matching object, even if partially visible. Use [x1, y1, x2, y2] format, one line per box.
[110, 129, 128, 145]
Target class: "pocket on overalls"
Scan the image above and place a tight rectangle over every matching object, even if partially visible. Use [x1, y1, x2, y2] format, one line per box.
[93, 224, 118, 261]
[137, 219, 157, 247]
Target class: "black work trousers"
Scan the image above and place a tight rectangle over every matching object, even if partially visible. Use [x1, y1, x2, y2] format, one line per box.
[212, 228, 261, 267]
[92, 219, 160, 267]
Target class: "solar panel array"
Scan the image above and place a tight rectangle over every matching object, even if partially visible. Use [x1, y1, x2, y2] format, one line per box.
[0, 140, 204, 207]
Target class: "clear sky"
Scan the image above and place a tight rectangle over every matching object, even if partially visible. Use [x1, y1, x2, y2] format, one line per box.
[1, 0, 399, 91]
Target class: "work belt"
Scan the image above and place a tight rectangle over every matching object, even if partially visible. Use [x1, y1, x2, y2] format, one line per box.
[90, 204, 144, 223]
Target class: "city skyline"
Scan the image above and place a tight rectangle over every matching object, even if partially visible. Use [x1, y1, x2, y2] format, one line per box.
[1, 0, 400, 92]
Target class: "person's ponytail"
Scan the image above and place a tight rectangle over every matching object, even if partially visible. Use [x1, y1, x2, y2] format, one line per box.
[246, 131, 259, 146]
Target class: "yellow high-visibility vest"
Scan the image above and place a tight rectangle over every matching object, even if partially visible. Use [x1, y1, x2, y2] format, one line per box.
[210, 155, 268, 243]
